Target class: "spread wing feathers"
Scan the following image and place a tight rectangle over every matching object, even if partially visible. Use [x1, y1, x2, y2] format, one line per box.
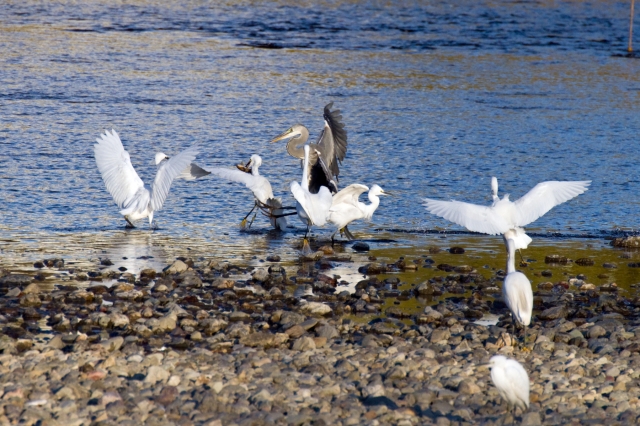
[332, 184, 369, 207]
[94, 129, 145, 209]
[150, 146, 199, 212]
[178, 163, 211, 181]
[307, 149, 338, 194]
[513, 180, 591, 226]
[291, 182, 332, 226]
[313, 102, 348, 181]
[207, 167, 274, 204]
[423, 198, 509, 235]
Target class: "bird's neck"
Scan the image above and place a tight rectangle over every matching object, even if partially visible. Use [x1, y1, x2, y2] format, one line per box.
[301, 146, 310, 190]
[505, 238, 516, 274]
[286, 128, 309, 159]
[362, 193, 381, 220]
[251, 165, 260, 176]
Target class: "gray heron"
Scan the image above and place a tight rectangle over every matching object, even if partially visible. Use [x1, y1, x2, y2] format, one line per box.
[206, 154, 289, 230]
[327, 184, 389, 242]
[94, 129, 199, 228]
[423, 178, 591, 250]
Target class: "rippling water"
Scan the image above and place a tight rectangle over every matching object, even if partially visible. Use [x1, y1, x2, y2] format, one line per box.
[1, 0, 639, 267]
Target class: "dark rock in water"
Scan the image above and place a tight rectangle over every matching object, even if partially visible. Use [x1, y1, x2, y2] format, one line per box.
[437, 264, 454, 272]
[33, 261, 44, 269]
[538, 306, 567, 321]
[44, 258, 64, 268]
[100, 258, 113, 266]
[352, 242, 370, 252]
[541, 270, 553, 277]
[611, 236, 640, 247]
[0, 274, 32, 287]
[118, 266, 127, 272]
[139, 268, 156, 279]
[545, 255, 568, 264]
[252, 268, 269, 282]
[266, 254, 281, 262]
[428, 247, 441, 254]
[575, 258, 595, 266]
[629, 262, 640, 268]
[454, 265, 473, 273]
[602, 263, 617, 269]
[385, 307, 411, 319]
[449, 247, 465, 254]
[19, 293, 41, 308]
[358, 263, 387, 275]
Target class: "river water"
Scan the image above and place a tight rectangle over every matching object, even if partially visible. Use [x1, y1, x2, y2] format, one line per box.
[1, 0, 639, 273]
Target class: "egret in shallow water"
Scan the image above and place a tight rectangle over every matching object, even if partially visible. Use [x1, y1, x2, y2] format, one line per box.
[94, 129, 199, 228]
[327, 184, 389, 241]
[486, 355, 530, 416]
[271, 102, 348, 194]
[206, 155, 289, 230]
[503, 230, 533, 343]
[290, 145, 333, 252]
[423, 178, 591, 249]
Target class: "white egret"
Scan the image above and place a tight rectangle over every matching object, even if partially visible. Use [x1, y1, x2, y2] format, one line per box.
[154, 152, 210, 181]
[503, 230, 533, 343]
[423, 178, 591, 249]
[327, 184, 389, 241]
[486, 355, 530, 416]
[94, 129, 198, 228]
[290, 145, 333, 252]
[206, 155, 289, 230]
[271, 102, 348, 194]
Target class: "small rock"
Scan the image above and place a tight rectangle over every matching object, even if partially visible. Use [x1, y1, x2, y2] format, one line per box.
[101, 336, 124, 352]
[145, 366, 170, 384]
[164, 260, 188, 274]
[521, 412, 542, 426]
[252, 268, 269, 282]
[299, 301, 332, 316]
[537, 306, 567, 321]
[316, 324, 339, 339]
[266, 254, 281, 262]
[19, 293, 41, 307]
[292, 336, 316, 351]
[139, 268, 156, 279]
[352, 242, 370, 252]
[449, 247, 465, 254]
[156, 386, 178, 406]
[0, 274, 33, 287]
[458, 379, 480, 395]
[153, 314, 177, 333]
[23, 283, 41, 294]
[545, 255, 568, 264]
[575, 258, 595, 266]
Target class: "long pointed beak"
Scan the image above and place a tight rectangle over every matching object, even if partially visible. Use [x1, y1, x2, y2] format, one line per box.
[381, 191, 394, 197]
[271, 129, 293, 143]
[245, 159, 252, 168]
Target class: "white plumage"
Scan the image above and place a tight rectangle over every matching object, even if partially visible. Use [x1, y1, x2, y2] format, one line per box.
[503, 231, 534, 339]
[423, 178, 591, 249]
[487, 355, 530, 414]
[290, 145, 333, 228]
[94, 129, 198, 228]
[327, 184, 388, 240]
[206, 155, 287, 230]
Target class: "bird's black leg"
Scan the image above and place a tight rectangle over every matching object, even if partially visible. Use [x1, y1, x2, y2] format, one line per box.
[344, 225, 356, 241]
[124, 216, 135, 228]
[241, 202, 257, 229]
[301, 225, 313, 255]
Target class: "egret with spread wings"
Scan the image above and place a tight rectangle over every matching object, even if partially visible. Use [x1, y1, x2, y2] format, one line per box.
[206, 154, 289, 231]
[94, 129, 199, 228]
[328, 184, 389, 242]
[423, 178, 591, 249]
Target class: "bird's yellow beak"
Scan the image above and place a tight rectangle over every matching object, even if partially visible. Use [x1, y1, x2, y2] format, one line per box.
[271, 128, 293, 143]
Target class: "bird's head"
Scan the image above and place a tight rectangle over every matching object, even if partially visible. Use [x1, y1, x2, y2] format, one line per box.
[154, 152, 169, 165]
[249, 154, 262, 169]
[271, 124, 306, 143]
[485, 355, 508, 369]
[371, 185, 391, 196]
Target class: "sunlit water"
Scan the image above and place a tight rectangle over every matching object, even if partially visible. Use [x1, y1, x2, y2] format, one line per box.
[1, 0, 639, 279]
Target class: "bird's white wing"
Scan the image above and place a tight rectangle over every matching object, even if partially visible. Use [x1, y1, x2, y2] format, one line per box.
[423, 198, 509, 235]
[291, 182, 332, 226]
[505, 360, 530, 408]
[177, 163, 211, 181]
[94, 129, 145, 209]
[513, 180, 591, 226]
[331, 184, 369, 207]
[150, 146, 199, 212]
[208, 168, 274, 204]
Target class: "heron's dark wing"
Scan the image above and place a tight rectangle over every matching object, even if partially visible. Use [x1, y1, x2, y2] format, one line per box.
[313, 102, 348, 181]
[307, 148, 338, 194]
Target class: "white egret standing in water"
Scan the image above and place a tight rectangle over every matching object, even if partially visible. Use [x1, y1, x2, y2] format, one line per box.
[327, 184, 389, 241]
[206, 155, 288, 230]
[503, 230, 533, 343]
[486, 355, 530, 417]
[94, 129, 199, 228]
[290, 145, 333, 252]
[423, 178, 591, 249]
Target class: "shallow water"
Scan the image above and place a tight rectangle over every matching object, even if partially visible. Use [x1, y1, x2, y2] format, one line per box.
[1, 0, 639, 273]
